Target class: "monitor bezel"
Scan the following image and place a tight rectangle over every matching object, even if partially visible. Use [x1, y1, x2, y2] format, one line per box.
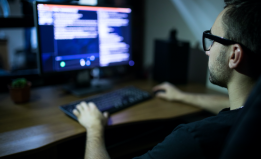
[33, 1, 133, 76]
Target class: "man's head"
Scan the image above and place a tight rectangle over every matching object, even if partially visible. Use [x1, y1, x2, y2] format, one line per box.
[205, 0, 261, 88]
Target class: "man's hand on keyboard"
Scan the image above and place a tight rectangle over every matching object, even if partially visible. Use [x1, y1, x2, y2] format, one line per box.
[73, 102, 109, 133]
[153, 82, 184, 101]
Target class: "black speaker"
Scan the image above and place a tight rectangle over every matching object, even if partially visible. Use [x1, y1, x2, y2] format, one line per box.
[153, 39, 190, 84]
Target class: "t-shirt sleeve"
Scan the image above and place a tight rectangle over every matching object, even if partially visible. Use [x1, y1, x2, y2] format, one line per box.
[133, 125, 204, 159]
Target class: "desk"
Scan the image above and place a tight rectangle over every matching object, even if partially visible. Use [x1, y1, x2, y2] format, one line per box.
[0, 80, 219, 159]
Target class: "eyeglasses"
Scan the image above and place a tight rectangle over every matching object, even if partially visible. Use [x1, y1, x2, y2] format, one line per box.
[202, 30, 238, 51]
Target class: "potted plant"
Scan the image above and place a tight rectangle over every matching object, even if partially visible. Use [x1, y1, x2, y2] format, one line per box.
[8, 78, 31, 104]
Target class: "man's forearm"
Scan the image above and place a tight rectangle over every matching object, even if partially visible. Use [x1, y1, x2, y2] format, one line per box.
[85, 130, 110, 159]
[179, 93, 230, 114]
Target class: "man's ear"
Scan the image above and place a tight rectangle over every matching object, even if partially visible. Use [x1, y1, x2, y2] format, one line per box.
[229, 44, 244, 69]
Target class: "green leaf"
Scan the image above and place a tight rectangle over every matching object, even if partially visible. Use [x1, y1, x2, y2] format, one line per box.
[12, 78, 27, 88]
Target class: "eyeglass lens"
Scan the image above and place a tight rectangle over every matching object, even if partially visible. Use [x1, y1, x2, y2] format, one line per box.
[204, 37, 214, 51]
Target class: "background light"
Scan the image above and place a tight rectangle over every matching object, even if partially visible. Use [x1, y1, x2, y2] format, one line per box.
[86, 60, 91, 66]
[80, 59, 85, 66]
[60, 61, 66, 67]
[90, 55, 95, 61]
[129, 60, 135, 66]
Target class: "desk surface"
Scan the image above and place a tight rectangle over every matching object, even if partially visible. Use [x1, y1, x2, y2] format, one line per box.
[0, 80, 220, 158]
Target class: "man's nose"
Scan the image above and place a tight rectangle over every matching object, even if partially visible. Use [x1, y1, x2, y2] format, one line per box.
[206, 51, 210, 56]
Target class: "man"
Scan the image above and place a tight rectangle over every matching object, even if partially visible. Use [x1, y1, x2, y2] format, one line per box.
[72, 0, 261, 158]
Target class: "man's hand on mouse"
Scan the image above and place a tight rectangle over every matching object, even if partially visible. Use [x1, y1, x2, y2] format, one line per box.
[152, 82, 185, 101]
[73, 102, 109, 134]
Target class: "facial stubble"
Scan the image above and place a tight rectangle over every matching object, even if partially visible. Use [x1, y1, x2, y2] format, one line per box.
[209, 47, 231, 88]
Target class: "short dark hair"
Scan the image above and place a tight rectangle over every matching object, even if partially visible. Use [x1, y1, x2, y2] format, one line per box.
[222, 0, 261, 55]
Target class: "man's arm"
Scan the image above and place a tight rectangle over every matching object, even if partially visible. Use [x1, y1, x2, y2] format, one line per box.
[73, 102, 110, 159]
[153, 82, 230, 114]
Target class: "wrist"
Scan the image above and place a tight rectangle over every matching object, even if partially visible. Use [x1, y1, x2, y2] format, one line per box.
[177, 92, 187, 102]
[87, 126, 104, 137]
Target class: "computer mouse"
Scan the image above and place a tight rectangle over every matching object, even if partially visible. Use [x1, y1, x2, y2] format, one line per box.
[153, 89, 166, 95]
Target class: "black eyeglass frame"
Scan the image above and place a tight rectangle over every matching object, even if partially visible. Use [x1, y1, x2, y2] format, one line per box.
[202, 30, 237, 51]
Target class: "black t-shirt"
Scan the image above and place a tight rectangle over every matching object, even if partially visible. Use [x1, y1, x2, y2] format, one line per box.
[133, 108, 242, 159]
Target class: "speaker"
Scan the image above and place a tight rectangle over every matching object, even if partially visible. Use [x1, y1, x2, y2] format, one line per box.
[153, 39, 190, 84]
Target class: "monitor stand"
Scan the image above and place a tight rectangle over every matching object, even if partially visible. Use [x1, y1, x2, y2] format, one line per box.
[63, 69, 113, 97]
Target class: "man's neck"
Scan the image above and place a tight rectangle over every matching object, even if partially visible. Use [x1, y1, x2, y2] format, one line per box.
[227, 74, 256, 110]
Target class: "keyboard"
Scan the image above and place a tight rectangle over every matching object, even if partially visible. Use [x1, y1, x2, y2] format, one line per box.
[60, 86, 152, 120]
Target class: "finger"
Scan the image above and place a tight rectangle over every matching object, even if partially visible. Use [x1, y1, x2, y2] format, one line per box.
[103, 112, 109, 118]
[152, 83, 164, 90]
[156, 92, 167, 98]
[73, 109, 80, 117]
[88, 102, 97, 109]
[80, 101, 88, 110]
[152, 83, 168, 91]
[103, 112, 109, 126]
[76, 104, 84, 112]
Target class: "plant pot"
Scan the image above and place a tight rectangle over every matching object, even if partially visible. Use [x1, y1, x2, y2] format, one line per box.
[8, 82, 31, 104]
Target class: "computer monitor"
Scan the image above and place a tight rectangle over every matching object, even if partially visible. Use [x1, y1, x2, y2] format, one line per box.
[34, 2, 133, 74]
[33, 2, 133, 96]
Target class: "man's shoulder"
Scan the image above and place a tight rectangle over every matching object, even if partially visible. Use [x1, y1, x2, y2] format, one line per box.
[133, 108, 242, 159]
[172, 108, 241, 158]
[175, 108, 240, 137]
[177, 108, 236, 126]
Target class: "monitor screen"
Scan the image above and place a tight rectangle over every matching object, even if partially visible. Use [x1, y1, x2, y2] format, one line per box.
[35, 3, 132, 74]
